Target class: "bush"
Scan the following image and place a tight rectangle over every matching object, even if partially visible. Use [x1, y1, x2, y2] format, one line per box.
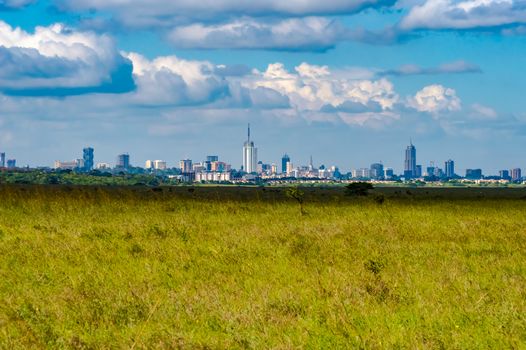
[345, 182, 374, 197]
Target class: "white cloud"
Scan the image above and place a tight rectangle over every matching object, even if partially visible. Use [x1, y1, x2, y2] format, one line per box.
[57, 0, 395, 26]
[242, 62, 399, 112]
[0, 21, 133, 94]
[168, 17, 347, 51]
[408, 84, 461, 114]
[400, 0, 526, 30]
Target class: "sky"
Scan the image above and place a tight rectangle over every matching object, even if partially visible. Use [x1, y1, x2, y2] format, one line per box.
[0, 0, 526, 174]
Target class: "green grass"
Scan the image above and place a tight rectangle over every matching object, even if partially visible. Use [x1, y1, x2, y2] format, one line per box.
[0, 186, 525, 349]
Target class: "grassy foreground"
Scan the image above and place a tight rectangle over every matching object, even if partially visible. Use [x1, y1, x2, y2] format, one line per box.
[0, 186, 525, 348]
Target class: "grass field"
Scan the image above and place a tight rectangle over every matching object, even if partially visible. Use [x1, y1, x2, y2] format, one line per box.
[0, 185, 525, 349]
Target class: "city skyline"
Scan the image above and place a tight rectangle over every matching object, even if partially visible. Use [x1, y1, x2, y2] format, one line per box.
[0, 1, 525, 173]
[1, 128, 524, 181]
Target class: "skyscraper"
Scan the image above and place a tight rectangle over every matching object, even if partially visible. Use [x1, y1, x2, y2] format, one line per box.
[180, 159, 193, 173]
[511, 168, 522, 182]
[83, 147, 94, 172]
[281, 154, 290, 174]
[445, 159, 455, 178]
[404, 141, 417, 179]
[116, 154, 130, 170]
[0, 152, 5, 168]
[243, 124, 257, 173]
[370, 163, 384, 180]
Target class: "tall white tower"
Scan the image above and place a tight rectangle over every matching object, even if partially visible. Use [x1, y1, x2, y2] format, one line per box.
[243, 124, 258, 173]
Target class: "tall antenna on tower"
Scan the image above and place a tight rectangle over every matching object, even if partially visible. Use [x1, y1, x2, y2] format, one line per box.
[248, 123, 251, 142]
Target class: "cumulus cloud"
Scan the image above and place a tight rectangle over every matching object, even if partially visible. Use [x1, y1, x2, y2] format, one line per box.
[378, 60, 482, 76]
[242, 62, 399, 112]
[168, 17, 347, 51]
[400, 0, 526, 31]
[0, 21, 134, 95]
[408, 84, 461, 114]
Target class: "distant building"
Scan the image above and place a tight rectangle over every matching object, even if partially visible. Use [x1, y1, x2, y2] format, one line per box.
[116, 154, 130, 170]
[466, 169, 483, 180]
[352, 168, 371, 179]
[207, 156, 219, 163]
[242, 124, 257, 173]
[95, 163, 111, 170]
[145, 160, 154, 169]
[55, 159, 82, 170]
[281, 154, 290, 174]
[370, 163, 384, 180]
[404, 141, 417, 179]
[499, 170, 510, 180]
[180, 159, 193, 173]
[445, 159, 455, 178]
[385, 168, 394, 179]
[153, 160, 167, 170]
[271, 164, 278, 175]
[0, 152, 5, 168]
[6, 159, 16, 169]
[286, 161, 293, 175]
[416, 165, 422, 178]
[83, 147, 94, 172]
[511, 168, 522, 182]
[195, 172, 231, 182]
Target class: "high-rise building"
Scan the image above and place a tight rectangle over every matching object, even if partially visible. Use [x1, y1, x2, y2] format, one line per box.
[0, 152, 5, 168]
[153, 160, 167, 170]
[445, 159, 455, 178]
[370, 163, 384, 180]
[511, 168, 522, 181]
[281, 154, 290, 174]
[116, 154, 130, 170]
[6, 159, 16, 169]
[83, 147, 94, 172]
[404, 141, 417, 179]
[466, 169, 483, 180]
[385, 168, 394, 179]
[242, 124, 257, 173]
[207, 156, 219, 163]
[416, 165, 422, 178]
[180, 159, 193, 173]
[499, 170, 510, 180]
[145, 160, 154, 169]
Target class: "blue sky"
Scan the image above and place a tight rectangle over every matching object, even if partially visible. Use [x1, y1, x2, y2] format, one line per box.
[0, 0, 526, 174]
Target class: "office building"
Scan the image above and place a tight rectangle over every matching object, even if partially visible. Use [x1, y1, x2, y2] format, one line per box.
[116, 154, 130, 170]
[83, 147, 94, 172]
[286, 161, 293, 175]
[404, 141, 417, 179]
[180, 159, 193, 173]
[370, 163, 384, 180]
[445, 159, 455, 178]
[385, 168, 394, 179]
[352, 168, 371, 179]
[207, 156, 219, 163]
[416, 165, 422, 178]
[271, 164, 277, 175]
[54, 160, 81, 170]
[0, 152, 5, 168]
[145, 160, 154, 169]
[95, 163, 111, 170]
[281, 154, 290, 174]
[242, 124, 257, 173]
[153, 160, 167, 171]
[499, 170, 510, 180]
[466, 169, 483, 180]
[6, 159, 16, 169]
[511, 168, 522, 182]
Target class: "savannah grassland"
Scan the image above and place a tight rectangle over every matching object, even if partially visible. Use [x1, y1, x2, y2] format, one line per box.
[0, 186, 525, 349]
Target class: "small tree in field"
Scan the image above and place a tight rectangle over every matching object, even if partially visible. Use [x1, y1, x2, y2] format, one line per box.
[286, 187, 306, 216]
